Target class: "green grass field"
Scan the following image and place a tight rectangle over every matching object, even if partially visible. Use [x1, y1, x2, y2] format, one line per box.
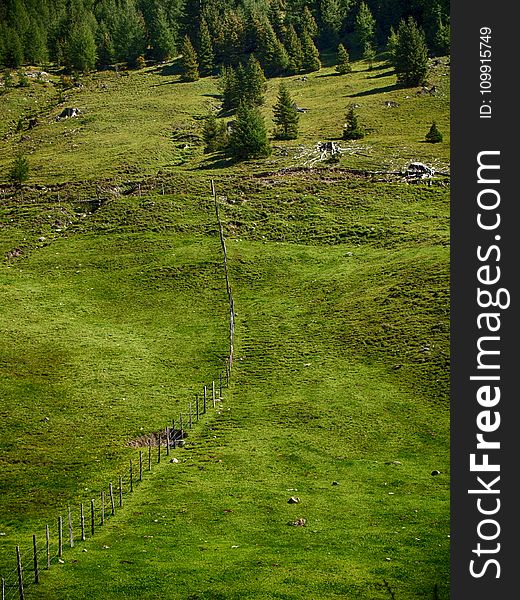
[1, 54, 449, 599]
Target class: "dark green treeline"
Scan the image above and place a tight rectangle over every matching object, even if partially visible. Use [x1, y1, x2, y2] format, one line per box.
[0, 0, 450, 73]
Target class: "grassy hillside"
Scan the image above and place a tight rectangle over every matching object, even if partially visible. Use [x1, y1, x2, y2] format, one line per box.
[0, 54, 449, 599]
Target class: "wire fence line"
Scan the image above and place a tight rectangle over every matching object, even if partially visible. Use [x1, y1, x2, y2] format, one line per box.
[1, 181, 236, 600]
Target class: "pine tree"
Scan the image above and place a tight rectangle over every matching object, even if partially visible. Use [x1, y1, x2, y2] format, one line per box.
[9, 152, 30, 189]
[335, 43, 351, 74]
[180, 35, 199, 82]
[354, 2, 376, 57]
[301, 32, 321, 73]
[96, 21, 115, 68]
[434, 14, 450, 55]
[198, 18, 214, 77]
[386, 26, 399, 63]
[285, 25, 304, 75]
[68, 22, 97, 73]
[257, 18, 289, 76]
[25, 19, 48, 65]
[202, 113, 228, 153]
[150, 5, 176, 61]
[243, 54, 267, 107]
[363, 41, 376, 69]
[318, 0, 343, 49]
[300, 6, 318, 39]
[229, 103, 271, 160]
[425, 121, 443, 143]
[219, 65, 239, 111]
[273, 83, 299, 140]
[4, 27, 24, 68]
[393, 17, 429, 87]
[343, 106, 364, 140]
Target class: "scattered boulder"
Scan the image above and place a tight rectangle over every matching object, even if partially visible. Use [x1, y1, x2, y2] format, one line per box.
[332, 481, 339, 486]
[431, 470, 441, 476]
[57, 107, 82, 121]
[288, 518, 306, 527]
[405, 162, 435, 179]
[384, 101, 399, 108]
[288, 496, 300, 504]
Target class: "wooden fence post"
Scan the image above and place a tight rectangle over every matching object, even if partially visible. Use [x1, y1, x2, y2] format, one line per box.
[165, 429, 170, 457]
[32, 535, 39, 584]
[2, 576, 5, 600]
[203, 386, 207, 414]
[157, 434, 161, 463]
[220, 374, 223, 399]
[80, 504, 85, 542]
[101, 491, 105, 526]
[58, 516, 63, 558]
[119, 476, 123, 507]
[16, 546, 24, 600]
[45, 525, 50, 569]
[148, 441, 152, 471]
[68, 506, 74, 548]
[90, 500, 95, 536]
[139, 451, 143, 482]
[109, 483, 115, 516]
[172, 419, 176, 448]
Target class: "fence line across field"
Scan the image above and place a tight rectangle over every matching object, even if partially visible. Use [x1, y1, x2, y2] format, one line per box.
[1, 182, 235, 599]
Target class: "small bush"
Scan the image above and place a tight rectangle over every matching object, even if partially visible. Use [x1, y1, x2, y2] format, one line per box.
[425, 121, 443, 143]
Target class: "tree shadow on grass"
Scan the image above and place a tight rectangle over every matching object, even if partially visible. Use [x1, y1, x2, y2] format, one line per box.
[316, 72, 343, 78]
[194, 153, 237, 170]
[367, 69, 395, 79]
[348, 83, 401, 97]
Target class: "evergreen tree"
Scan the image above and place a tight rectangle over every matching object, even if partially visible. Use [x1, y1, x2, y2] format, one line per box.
[202, 113, 228, 153]
[273, 82, 299, 140]
[242, 54, 267, 106]
[285, 24, 304, 74]
[393, 17, 429, 87]
[386, 26, 398, 63]
[318, 0, 343, 48]
[353, 2, 376, 57]
[9, 152, 30, 189]
[68, 22, 97, 73]
[229, 103, 271, 160]
[150, 4, 176, 61]
[25, 19, 48, 65]
[257, 18, 289, 76]
[96, 21, 115, 68]
[180, 35, 199, 82]
[300, 5, 318, 39]
[219, 65, 239, 111]
[4, 27, 24, 68]
[335, 42, 351, 74]
[301, 31, 321, 73]
[425, 121, 443, 143]
[114, 0, 147, 66]
[343, 106, 364, 139]
[269, 0, 287, 41]
[363, 41, 376, 69]
[198, 18, 215, 76]
[433, 13, 450, 55]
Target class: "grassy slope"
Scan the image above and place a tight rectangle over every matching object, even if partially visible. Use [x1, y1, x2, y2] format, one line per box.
[1, 56, 449, 598]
